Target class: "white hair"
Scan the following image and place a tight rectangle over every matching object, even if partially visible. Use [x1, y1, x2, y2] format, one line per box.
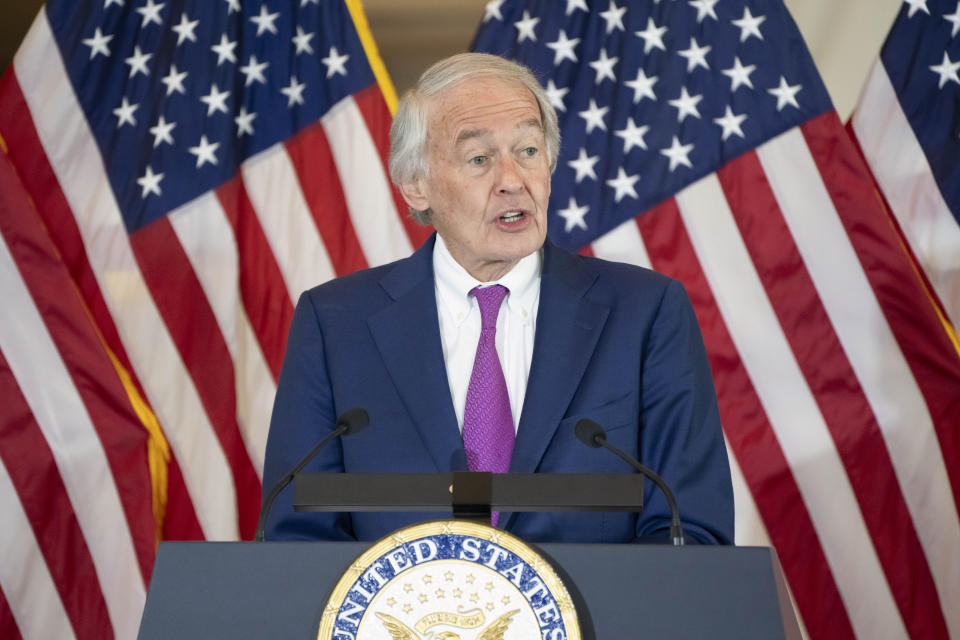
[388, 53, 561, 224]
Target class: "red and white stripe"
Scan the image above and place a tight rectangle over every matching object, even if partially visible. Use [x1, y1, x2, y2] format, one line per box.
[0, 6, 429, 639]
[589, 112, 960, 639]
[852, 59, 960, 333]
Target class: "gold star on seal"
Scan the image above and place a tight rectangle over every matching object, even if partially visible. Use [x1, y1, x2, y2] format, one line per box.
[403, 583, 413, 593]
[489, 532, 503, 544]
[453, 588, 463, 598]
[466, 574, 476, 584]
[391, 534, 406, 546]
[422, 574, 433, 584]
[435, 588, 445, 599]
[444, 570, 455, 582]
[418, 593, 428, 603]
[470, 593, 479, 603]
[386, 597, 396, 607]
[403, 603, 413, 614]
[486, 602, 495, 611]
[501, 596, 511, 605]
[484, 582, 494, 591]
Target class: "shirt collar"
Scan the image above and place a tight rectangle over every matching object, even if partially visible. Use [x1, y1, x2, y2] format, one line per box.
[433, 233, 542, 326]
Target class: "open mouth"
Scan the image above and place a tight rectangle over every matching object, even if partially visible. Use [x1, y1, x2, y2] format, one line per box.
[499, 211, 526, 223]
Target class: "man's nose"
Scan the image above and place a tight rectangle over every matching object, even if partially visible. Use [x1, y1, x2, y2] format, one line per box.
[496, 157, 523, 194]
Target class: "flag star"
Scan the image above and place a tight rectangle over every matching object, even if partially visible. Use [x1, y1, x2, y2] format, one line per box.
[149, 115, 175, 147]
[250, 4, 280, 36]
[240, 55, 269, 86]
[930, 52, 960, 88]
[660, 136, 694, 171]
[945, 2, 960, 37]
[566, 0, 588, 15]
[137, 166, 163, 198]
[514, 11, 540, 42]
[322, 46, 350, 77]
[678, 37, 711, 72]
[105, 0, 124, 7]
[606, 167, 640, 202]
[732, 7, 766, 42]
[625, 68, 658, 103]
[235, 106, 256, 136]
[161, 64, 188, 95]
[112, 96, 138, 128]
[568, 148, 600, 183]
[224, 0, 240, 13]
[136, 0, 164, 27]
[212, 34, 238, 65]
[172, 13, 199, 45]
[635, 18, 667, 54]
[589, 49, 619, 84]
[903, 0, 929, 18]
[483, 0, 505, 22]
[124, 46, 152, 78]
[82, 28, 113, 59]
[714, 106, 747, 140]
[557, 197, 589, 233]
[689, 0, 719, 23]
[200, 83, 230, 116]
[768, 76, 802, 110]
[578, 99, 609, 133]
[615, 118, 650, 152]
[188, 135, 220, 168]
[546, 30, 580, 65]
[281, 76, 307, 106]
[722, 56, 756, 91]
[600, 1, 628, 34]
[668, 87, 703, 122]
[544, 79, 569, 112]
[292, 26, 315, 54]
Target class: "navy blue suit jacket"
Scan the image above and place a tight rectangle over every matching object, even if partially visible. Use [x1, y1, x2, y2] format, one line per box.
[262, 235, 733, 544]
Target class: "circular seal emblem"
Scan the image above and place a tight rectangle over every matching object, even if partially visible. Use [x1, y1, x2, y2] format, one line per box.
[317, 520, 580, 640]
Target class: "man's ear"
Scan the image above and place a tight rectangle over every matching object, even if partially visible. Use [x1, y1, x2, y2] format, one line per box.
[398, 179, 430, 213]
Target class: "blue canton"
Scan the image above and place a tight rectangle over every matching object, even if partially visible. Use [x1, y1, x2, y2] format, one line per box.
[50, 0, 375, 233]
[472, 0, 832, 251]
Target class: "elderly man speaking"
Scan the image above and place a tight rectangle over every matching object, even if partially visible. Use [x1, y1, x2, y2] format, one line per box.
[261, 53, 734, 545]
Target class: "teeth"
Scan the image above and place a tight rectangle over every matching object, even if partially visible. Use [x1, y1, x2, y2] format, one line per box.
[501, 212, 523, 222]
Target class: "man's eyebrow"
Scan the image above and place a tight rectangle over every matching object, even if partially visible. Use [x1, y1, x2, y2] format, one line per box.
[454, 118, 543, 146]
[455, 128, 490, 146]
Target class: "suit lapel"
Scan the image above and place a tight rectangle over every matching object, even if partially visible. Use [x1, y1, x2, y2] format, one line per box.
[510, 243, 610, 473]
[367, 236, 467, 472]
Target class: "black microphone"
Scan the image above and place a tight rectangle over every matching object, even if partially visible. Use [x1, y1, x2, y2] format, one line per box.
[254, 408, 370, 542]
[575, 418, 685, 547]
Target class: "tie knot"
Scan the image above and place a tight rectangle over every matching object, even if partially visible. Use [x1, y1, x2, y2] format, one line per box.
[470, 285, 509, 330]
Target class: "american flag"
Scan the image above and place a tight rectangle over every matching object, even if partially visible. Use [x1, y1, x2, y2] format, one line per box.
[851, 0, 960, 355]
[472, 1, 960, 639]
[0, 0, 429, 637]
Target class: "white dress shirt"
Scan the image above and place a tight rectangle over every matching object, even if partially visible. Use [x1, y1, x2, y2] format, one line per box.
[433, 234, 541, 434]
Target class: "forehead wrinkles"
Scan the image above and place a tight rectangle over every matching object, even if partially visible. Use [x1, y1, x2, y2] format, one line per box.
[427, 82, 542, 149]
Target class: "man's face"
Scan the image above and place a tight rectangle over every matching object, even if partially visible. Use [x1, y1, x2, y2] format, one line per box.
[401, 77, 551, 282]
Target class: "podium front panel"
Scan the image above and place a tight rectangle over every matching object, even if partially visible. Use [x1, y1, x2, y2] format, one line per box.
[139, 542, 799, 639]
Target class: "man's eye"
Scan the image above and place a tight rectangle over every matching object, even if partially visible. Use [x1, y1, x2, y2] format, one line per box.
[470, 156, 487, 166]
[522, 147, 538, 157]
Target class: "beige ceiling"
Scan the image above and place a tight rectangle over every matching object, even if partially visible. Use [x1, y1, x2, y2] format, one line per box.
[0, 1, 485, 95]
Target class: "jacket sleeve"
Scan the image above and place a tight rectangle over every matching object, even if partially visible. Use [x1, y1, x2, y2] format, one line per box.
[261, 292, 356, 541]
[634, 279, 734, 545]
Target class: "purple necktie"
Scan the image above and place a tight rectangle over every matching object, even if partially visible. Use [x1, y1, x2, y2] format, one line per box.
[462, 285, 515, 526]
